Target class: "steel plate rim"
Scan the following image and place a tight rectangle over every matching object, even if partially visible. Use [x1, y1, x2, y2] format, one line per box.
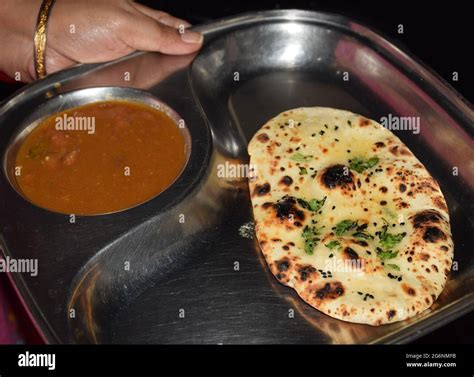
[0, 9, 472, 345]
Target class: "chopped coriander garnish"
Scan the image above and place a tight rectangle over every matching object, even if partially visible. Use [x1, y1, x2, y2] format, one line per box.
[290, 153, 313, 162]
[297, 197, 326, 213]
[380, 232, 405, 249]
[374, 224, 405, 262]
[349, 156, 379, 173]
[379, 226, 405, 250]
[325, 240, 341, 250]
[299, 167, 308, 175]
[386, 264, 400, 271]
[302, 226, 320, 255]
[377, 249, 399, 260]
[335, 219, 358, 236]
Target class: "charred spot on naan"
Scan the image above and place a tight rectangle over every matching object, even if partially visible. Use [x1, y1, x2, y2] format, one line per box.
[320, 164, 356, 191]
[419, 253, 430, 261]
[297, 264, 318, 282]
[389, 145, 412, 157]
[274, 257, 292, 281]
[401, 284, 416, 296]
[432, 196, 448, 212]
[410, 210, 449, 244]
[265, 140, 282, 155]
[409, 179, 442, 197]
[315, 282, 345, 300]
[423, 227, 447, 243]
[279, 175, 293, 187]
[386, 310, 397, 321]
[262, 196, 305, 228]
[342, 247, 360, 260]
[353, 239, 369, 247]
[276, 258, 290, 272]
[256, 133, 270, 143]
[411, 210, 445, 227]
[358, 117, 371, 127]
[281, 241, 296, 251]
[391, 197, 410, 210]
[252, 182, 271, 197]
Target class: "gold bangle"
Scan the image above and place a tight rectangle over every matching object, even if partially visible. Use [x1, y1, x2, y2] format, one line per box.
[34, 0, 56, 80]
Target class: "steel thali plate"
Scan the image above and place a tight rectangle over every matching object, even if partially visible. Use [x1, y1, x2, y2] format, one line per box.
[0, 10, 473, 344]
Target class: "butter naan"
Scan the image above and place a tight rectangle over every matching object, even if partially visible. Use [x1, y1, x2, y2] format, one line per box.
[248, 107, 453, 325]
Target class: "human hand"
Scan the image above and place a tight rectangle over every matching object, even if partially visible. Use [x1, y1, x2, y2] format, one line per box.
[0, 0, 202, 82]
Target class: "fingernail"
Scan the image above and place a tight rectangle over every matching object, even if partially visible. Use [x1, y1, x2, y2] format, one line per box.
[177, 20, 192, 28]
[180, 30, 203, 44]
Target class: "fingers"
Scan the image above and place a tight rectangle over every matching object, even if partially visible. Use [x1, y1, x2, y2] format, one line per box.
[120, 13, 202, 55]
[130, 2, 191, 29]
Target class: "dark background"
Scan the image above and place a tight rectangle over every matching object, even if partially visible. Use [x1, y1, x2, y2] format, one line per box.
[151, 0, 473, 102]
[0, 0, 472, 344]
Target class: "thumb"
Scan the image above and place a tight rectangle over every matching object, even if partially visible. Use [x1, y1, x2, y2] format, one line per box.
[121, 15, 203, 55]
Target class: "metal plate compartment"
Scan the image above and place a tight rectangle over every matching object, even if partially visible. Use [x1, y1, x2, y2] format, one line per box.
[0, 10, 472, 344]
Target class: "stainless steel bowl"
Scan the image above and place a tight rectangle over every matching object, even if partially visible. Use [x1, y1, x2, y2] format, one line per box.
[4, 87, 192, 215]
